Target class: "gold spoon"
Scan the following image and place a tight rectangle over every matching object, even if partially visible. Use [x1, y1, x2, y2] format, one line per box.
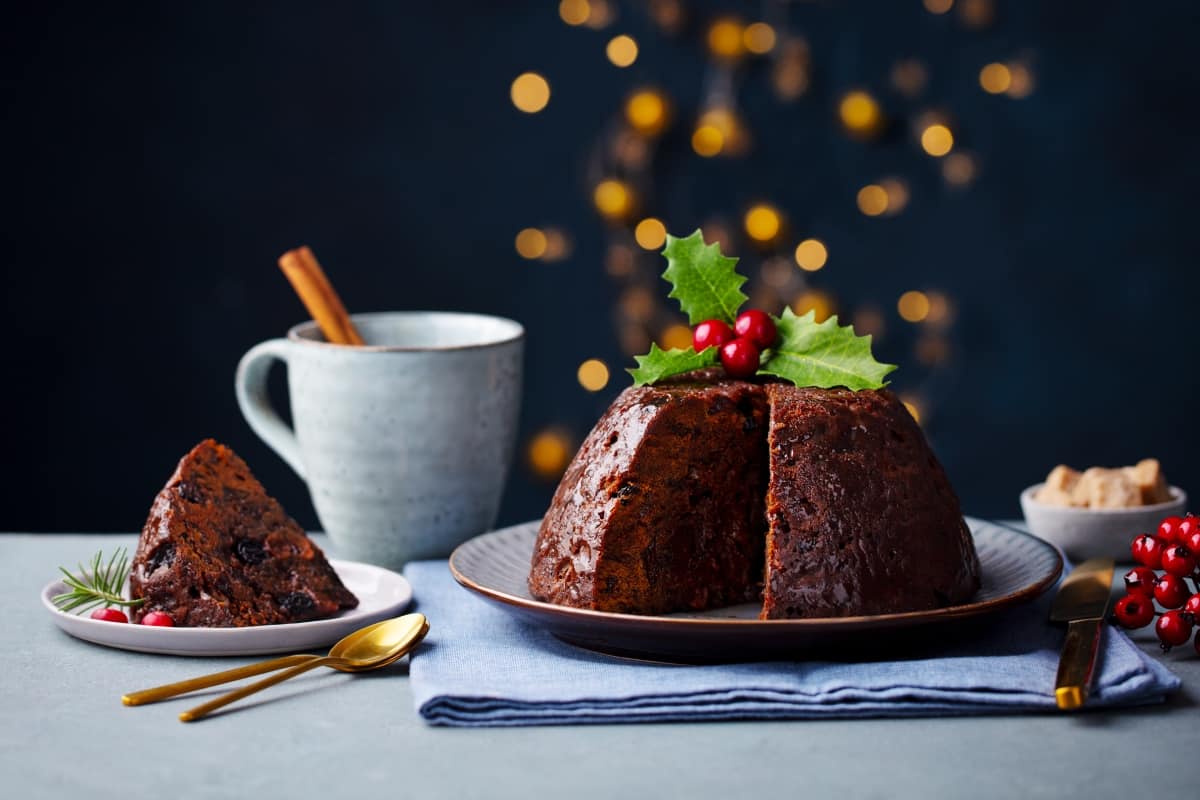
[178, 612, 428, 722]
[121, 614, 427, 709]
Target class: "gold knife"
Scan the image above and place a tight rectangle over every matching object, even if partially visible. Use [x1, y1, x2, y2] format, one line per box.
[1048, 557, 1115, 710]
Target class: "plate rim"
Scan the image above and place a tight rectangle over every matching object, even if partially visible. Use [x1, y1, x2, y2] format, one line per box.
[41, 558, 412, 655]
[449, 517, 1064, 630]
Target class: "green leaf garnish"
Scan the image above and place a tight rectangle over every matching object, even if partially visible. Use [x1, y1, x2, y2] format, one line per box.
[52, 549, 144, 614]
[758, 308, 896, 390]
[662, 230, 748, 325]
[628, 343, 719, 387]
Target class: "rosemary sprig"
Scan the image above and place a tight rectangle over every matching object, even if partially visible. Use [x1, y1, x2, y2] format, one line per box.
[52, 548, 145, 614]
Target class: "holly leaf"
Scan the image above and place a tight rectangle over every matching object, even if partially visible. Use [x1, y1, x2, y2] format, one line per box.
[759, 308, 896, 390]
[627, 344, 719, 387]
[661, 230, 748, 325]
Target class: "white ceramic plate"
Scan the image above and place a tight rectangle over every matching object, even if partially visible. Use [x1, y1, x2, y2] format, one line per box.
[41, 559, 412, 656]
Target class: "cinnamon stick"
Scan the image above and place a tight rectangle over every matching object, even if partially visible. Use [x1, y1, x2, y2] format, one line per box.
[277, 246, 365, 346]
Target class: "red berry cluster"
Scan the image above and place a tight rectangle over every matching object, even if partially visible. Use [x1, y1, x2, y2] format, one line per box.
[694, 310, 777, 378]
[89, 608, 175, 627]
[1113, 514, 1200, 654]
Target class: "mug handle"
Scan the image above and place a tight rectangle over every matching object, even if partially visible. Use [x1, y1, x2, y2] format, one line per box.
[235, 339, 306, 480]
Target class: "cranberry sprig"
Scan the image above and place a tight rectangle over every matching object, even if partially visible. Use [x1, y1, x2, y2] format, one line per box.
[1113, 513, 1200, 655]
[693, 309, 778, 379]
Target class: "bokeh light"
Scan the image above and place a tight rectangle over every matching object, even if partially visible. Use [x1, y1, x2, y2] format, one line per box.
[1006, 63, 1035, 98]
[541, 228, 571, 262]
[853, 307, 886, 339]
[959, 0, 995, 29]
[593, 178, 635, 220]
[605, 243, 635, 277]
[942, 152, 978, 186]
[856, 184, 889, 217]
[528, 428, 573, 479]
[606, 35, 639, 68]
[634, 217, 668, 250]
[584, 0, 614, 29]
[923, 0, 953, 14]
[916, 334, 951, 366]
[924, 291, 954, 326]
[792, 290, 835, 322]
[692, 125, 723, 157]
[707, 18, 745, 60]
[510, 72, 550, 113]
[794, 239, 828, 272]
[772, 39, 810, 100]
[744, 204, 782, 242]
[625, 89, 669, 136]
[898, 290, 931, 323]
[577, 359, 610, 392]
[838, 90, 884, 138]
[890, 59, 928, 97]
[514, 228, 547, 259]
[743, 22, 776, 54]
[979, 63, 1012, 94]
[879, 178, 910, 216]
[659, 323, 693, 351]
[920, 124, 954, 157]
[559, 0, 590, 26]
[761, 257, 795, 288]
[620, 286, 655, 321]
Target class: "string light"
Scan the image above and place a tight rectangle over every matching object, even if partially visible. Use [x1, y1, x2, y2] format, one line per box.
[890, 59, 928, 97]
[619, 324, 650, 355]
[923, 0, 954, 14]
[838, 91, 884, 139]
[958, 0, 995, 30]
[744, 204, 782, 242]
[772, 38, 810, 100]
[792, 290, 835, 323]
[584, 0, 614, 29]
[692, 108, 745, 157]
[605, 243, 635, 277]
[620, 286, 655, 321]
[916, 335, 950, 366]
[701, 220, 733, 252]
[593, 178, 635, 220]
[920, 124, 954, 157]
[510, 73, 550, 113]
[853, 307, 885, 339]
[979, 63, 1011, 94]
[879, 178, 910, 216]
[558, 0, 590, 26]
[625, 89, 669, 136]
[942, 152, 977, 186]
[857, 184, 889, 217]
[577, 359, 610, 391]
[1006, 63, 1035, 98]
[606, 35, 638, 68]
[528, 428, 573, 479]
[761, 257, 795, 288]
[898, 291, 931, 323]
[707, 18, 745, 60]
[743, 22, 777, 55]
[659, 324, 693, 351]
[649, 0, 683, 33]
[692, 125, 723, 157]
[925, 291, 954, 326]
[634, 217, 667, 250]
[794, 239, 828, 272]
[514, 228, 547, 259]
[542, 228, 571, 262]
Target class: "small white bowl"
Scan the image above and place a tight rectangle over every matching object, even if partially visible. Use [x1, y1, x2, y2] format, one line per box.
[1019, 484, 1188, 562]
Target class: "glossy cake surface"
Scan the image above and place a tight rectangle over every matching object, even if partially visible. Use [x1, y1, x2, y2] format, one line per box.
[529, 370, 768, 614]
[130, 439, 359, 626]
[529, 374, 981, 619]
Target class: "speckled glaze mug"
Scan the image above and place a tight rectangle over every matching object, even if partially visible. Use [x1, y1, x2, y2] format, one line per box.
[235, 311, 523, 568]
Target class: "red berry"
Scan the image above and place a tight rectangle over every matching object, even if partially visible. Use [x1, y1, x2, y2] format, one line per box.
[692, 319, 734, 352]
[1123, 566, 1158, 597]
[1184, 594, 1200, 617]
[1184, 528, 1200, 555]
[1158, 516, 1185, 544]
[1113, 594, 1155, 629]
[1177, 515, 1199, 542]
[1154, 574, 1190, 608]
[90, 608, 129, 623]
[141, 611, 176, 627]
[1155, 609, 1194, 649]
[733, 309, 778, 349]
[1161, 545, 1197, 578]
[1131, 534, 1166, 569]
[719, 337, 761, 378]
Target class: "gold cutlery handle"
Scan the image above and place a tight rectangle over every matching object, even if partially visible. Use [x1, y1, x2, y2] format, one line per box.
[1055, 617, 1104, 710]
[179, 656, 341, 722]
[122, 654, 318, 707]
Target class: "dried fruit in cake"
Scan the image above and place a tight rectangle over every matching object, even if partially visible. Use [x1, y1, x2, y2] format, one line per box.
[129, 439, 358, 627]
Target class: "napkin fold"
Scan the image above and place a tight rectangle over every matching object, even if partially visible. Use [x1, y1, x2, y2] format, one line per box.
[403, 561, 1179, 727]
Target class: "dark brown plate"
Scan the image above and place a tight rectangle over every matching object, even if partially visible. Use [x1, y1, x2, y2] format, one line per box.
[449, 517, 1062, 662]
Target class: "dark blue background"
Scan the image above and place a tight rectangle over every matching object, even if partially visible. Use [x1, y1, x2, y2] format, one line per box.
[2, 1, 1197, 533]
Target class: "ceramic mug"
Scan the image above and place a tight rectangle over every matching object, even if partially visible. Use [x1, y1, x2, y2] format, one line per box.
[235, 311, 524, 568]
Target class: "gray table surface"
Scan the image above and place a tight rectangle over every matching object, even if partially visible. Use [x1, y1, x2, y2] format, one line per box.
[2, 530, 1197, 800]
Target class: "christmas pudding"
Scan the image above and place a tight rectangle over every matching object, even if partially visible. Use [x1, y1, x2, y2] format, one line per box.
[130, 439, 358, 626]
[528, 230, 980, 619]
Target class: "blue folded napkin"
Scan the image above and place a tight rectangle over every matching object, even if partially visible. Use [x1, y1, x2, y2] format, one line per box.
[403, 561, 1179, 727]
